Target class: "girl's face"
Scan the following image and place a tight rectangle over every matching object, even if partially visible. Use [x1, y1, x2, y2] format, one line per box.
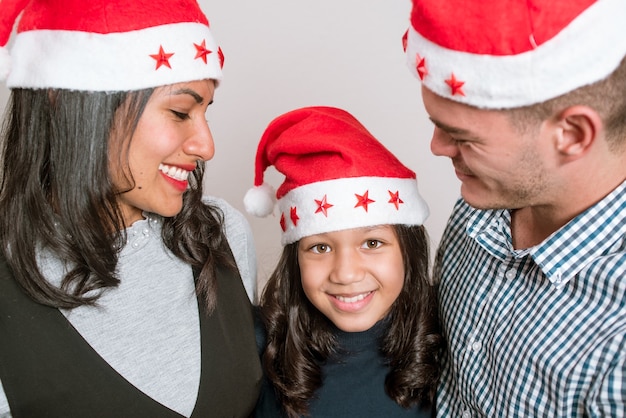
[111, 79, 216, 225]
[298, 225, 405, 332]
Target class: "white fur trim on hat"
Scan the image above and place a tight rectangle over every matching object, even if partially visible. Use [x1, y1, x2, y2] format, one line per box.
[278, 176, 429, 245]
[7, 22, 222, 91]
[0, 47, 9, 81]
[406, 0, 626, 108]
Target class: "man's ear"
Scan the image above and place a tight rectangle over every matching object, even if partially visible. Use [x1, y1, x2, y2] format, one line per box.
[553, 105, 602, 157]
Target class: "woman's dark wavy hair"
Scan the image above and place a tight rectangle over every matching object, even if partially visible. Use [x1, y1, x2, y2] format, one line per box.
[259, 224, 443, 417]
[0, 88, 234, 311]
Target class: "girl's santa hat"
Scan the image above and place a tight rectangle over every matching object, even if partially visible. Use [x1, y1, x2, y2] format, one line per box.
[404, 0, 626, 108]
[0, 0, 223, 91]
[244, 106, 429, 245]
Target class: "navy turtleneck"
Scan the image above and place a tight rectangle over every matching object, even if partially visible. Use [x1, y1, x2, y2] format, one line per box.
[255, 319, 432, 417]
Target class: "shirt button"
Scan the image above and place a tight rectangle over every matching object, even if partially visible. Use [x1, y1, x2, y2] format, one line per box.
[462, 410, 472, 418]
[505, 270, 516, 280]
[471, 340, 482, 352]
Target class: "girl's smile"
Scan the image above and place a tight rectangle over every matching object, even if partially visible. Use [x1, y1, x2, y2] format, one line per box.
[329, 290, 375, 313]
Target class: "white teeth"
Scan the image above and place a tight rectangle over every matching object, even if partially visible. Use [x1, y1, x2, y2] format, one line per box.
[336, 292, 371, 303]
[159, 163, 190, 181]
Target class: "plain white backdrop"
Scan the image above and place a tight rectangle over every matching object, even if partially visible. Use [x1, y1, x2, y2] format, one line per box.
[0, 0, 460, 292]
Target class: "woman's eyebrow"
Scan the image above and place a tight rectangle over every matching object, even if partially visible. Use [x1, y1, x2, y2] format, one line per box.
[171, 88, 204, 104]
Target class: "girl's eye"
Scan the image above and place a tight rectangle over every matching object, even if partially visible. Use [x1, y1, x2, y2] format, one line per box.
[310, 244, 330, 254]
[171, 110, 190, 120]
[363, 240, 382, 249]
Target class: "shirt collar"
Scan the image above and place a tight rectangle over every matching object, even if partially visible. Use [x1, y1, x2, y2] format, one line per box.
[466, 180, 626, 287]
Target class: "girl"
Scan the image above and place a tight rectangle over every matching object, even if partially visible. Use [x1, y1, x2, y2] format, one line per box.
[0, 0, 260, 416]
[245, 106, 443, 417]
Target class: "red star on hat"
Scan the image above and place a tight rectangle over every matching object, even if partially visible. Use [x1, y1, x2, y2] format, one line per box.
[290, 207, 300, 226]
[355, 191, 375, 212]
[315, 195, 334, 217]
[217, 47, 225, 68]
[194, 40, 212, 64]
[388, 190, 404, 210]
[415, 54, 428, 80]
[150, 45, 174, 70]
[402, 30, 409, 52]
[445, 73, 465, 96]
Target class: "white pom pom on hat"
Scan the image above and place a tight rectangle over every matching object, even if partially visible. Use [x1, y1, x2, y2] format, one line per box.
[243, 182, 277, 218]
[246, 106, 429, 245]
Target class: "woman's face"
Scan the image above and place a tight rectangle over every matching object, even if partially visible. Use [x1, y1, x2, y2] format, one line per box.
[298, 225, 405, 332]
[111, 79, 216, 225]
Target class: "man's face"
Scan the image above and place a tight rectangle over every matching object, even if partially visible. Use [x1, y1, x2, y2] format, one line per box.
[421, 86, 557, 210]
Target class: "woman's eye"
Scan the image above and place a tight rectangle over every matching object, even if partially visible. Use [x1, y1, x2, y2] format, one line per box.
[363, 240, 382, 249]
[311, 244, 330, 254]
[171, 110, 190, 120]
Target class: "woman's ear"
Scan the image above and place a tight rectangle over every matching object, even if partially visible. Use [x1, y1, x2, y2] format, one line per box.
[553, 105, 603, 157]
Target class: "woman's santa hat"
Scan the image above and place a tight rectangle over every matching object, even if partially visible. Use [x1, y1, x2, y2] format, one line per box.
[404, 0, 626, 108]
[0, 0, 223, 91]
[244, 106, 429, 245]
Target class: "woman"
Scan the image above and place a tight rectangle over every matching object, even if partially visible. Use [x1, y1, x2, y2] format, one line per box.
[0, 0, 261, 416]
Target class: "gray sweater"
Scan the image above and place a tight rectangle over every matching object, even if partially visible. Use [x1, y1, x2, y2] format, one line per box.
[0, 196, 257, 417]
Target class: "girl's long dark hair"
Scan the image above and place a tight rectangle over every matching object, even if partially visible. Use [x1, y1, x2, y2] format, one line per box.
[259, 224, 443, 417]
[0, 88, 233, 311]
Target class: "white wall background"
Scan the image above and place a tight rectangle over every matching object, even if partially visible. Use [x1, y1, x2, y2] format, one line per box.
[0, 0, 460, 293]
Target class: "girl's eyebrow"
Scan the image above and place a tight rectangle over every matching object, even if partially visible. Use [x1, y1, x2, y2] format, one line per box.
[362, 226, 385, 232]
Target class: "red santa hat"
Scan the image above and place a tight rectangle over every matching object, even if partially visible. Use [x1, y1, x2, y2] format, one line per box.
[404, 0, 626, 108]
[244, 106, 429, 245]
[0, 0, 223, 91]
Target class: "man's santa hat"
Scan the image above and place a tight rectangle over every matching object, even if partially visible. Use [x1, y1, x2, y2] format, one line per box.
[244, 106, 429, 245]
[0, 0, 223, 91]
[404, 0, 626, 108]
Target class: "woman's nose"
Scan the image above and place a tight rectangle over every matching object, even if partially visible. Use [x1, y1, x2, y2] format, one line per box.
[185, 118, 215, 162]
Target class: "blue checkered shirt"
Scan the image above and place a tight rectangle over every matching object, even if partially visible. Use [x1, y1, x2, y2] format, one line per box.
[434, 181, 626, 417]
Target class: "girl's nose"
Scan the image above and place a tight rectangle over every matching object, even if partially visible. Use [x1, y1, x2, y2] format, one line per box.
[329, 249, 365, 285]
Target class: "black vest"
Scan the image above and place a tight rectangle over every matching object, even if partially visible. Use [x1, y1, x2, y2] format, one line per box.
[0, 257, 262, 417]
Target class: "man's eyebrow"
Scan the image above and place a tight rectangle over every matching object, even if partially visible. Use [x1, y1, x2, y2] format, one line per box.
[428, 117, 472, 136]
[171, 88, 204, 104]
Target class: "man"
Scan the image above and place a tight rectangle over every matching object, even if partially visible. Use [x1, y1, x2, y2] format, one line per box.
[404, 0, 626, 416]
